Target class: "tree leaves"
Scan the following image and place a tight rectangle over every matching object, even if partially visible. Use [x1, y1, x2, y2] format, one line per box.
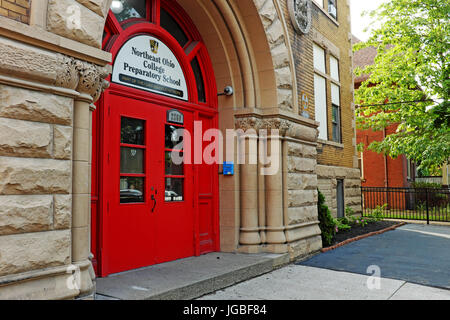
[354, 0, 450, 172]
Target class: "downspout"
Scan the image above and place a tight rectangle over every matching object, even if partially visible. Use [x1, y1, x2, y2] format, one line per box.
[383, 128, 390, 208]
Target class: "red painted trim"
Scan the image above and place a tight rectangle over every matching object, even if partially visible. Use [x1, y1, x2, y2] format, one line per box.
[152, 0, 160, 25]
[94, 0, 220, 276]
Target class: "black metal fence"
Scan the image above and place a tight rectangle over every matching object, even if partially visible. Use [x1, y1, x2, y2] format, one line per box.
[361, 187, 450, 224]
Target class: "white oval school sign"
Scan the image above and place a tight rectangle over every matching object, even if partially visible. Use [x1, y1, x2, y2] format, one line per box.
[112, 35, 188, 101]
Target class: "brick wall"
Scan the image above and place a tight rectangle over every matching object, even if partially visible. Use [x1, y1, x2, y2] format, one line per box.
[281, 0, 356, 169]
[0, 0, 31, 24]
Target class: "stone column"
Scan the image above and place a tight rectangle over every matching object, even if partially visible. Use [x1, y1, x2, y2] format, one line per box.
[262, 119, 291, 250]
[236, 118, 261, 249]
[264, 132, 286, 245]
[72, 94, 91, 264]
[71, 61, 109, 297]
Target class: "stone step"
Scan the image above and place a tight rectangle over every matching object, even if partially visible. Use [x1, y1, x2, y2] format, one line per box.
[95, 252, 290, 300]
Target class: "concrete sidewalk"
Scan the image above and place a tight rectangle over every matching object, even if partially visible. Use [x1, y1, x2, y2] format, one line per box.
[199, 264, 450, 300]
[95, 252, 290, 300]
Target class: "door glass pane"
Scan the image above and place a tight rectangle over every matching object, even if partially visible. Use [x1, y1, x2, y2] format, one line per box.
[160, 8, 189, 47]
[120, 177, 144, 203]
[165, 178, 184, 202]
[165, 151, 184, 175]
[111, 0, 146, 22]
[121, 147, 144, 174]
[191, 57, 206, 103]
[121, 117, 145, 145]
[165, 124, 184, 149]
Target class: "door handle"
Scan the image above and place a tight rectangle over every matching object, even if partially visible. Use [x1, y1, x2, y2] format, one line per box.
[151, 190, 157, 213]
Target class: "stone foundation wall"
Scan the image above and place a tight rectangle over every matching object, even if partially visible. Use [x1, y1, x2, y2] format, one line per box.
[285, 134, 322, 259]
[317, 164, 362, 217]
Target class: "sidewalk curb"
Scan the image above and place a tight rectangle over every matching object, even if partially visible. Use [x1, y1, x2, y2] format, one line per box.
[320, 222, 407, 253]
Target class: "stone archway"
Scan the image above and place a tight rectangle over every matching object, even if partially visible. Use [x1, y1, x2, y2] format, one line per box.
[177, 0, 297, 113]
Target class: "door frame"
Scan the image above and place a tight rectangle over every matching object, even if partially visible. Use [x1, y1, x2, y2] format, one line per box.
[92, 2, 220, 277]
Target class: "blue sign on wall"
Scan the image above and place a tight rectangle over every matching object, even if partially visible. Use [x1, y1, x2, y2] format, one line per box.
[223, 162, 234, 176]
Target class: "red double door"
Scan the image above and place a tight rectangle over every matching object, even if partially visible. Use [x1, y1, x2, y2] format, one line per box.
[98, 92, 217, 276]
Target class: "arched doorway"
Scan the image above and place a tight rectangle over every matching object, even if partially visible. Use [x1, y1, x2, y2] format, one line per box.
[92, 0, 219, 277]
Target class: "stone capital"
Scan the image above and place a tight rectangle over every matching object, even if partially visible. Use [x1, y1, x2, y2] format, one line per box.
[260, 118, 292, 136]
[74, 60, 110, 102]
[52, 54, 110, 102]
[235, 116, 293, 136]
[234, 116, 264, 132]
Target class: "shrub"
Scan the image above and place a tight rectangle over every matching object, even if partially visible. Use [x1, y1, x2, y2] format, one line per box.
[370, 204, 387, 221]
[335, 218, 351, 232]
[317, 190, 336, 246]
[411, 181, 442, 189]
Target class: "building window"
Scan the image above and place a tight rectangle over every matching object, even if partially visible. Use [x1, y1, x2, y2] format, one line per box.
[314, 44, 343, 143]
[331, 83, 341, 142]
[328, 0, 337, 19]
[313, 0, 324, 8]
[111, 0, 147, 23]
[314, 74, 328, 140]
[406, 159, 415, 181]
[330, 56, 340, 82]
[313, 44, 326, 74]
[314, 44, 328, 140]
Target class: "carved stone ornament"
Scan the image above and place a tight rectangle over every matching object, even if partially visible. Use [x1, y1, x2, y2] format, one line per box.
[288, 0, 312, 34]
[74, 60, 110, 102]
[235, 117, 263, 132]
[261, 118, 292, 136]
[235, 116, 292, 136]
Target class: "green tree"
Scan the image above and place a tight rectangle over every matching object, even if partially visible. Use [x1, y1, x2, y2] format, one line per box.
[354, 0, 450, 173]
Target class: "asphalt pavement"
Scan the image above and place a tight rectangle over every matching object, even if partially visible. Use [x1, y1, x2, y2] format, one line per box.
[298, 224, 450, 289]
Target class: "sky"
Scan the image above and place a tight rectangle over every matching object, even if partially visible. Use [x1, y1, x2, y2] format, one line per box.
[350, 0, 389, 41]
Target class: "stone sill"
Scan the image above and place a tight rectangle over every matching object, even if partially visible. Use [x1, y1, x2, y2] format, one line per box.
[312, 2, 340, 27]
[318, 138, 344, 149]
[0, 16, 111, 66]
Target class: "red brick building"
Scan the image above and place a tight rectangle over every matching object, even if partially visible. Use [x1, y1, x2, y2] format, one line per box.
[353, 36, 415, 190]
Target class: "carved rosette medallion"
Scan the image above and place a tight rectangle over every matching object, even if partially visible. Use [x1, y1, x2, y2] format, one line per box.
[288, 0, 312, 34]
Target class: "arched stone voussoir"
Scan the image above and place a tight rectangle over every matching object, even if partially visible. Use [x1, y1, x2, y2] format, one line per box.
[253, 0, 296, 112]
[46, 0, 112, 49]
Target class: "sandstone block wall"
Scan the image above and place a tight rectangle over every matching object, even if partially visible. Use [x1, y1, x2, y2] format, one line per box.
[285, 136, 322, 259]
[317, 164, 362, 216]
[0, 84, 74, 278]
